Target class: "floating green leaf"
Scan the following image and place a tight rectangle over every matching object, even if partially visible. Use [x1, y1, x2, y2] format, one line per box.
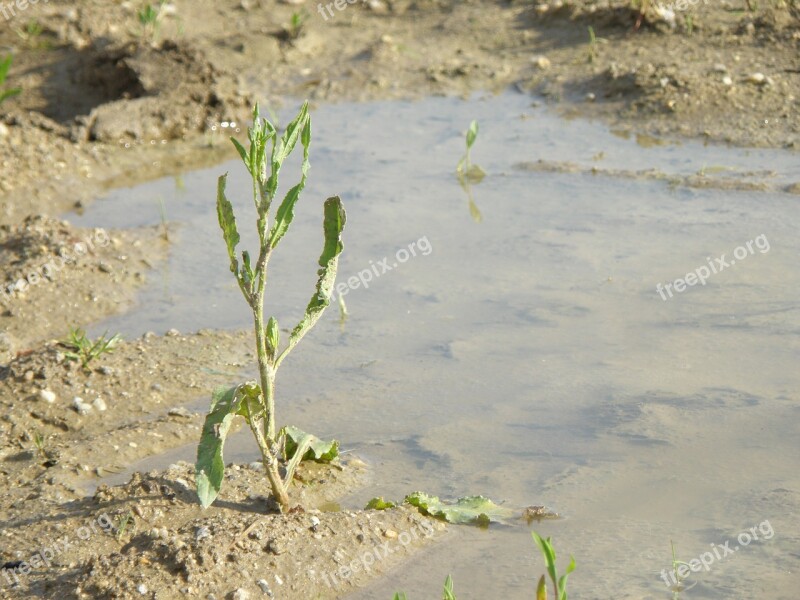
[404, 492, 515, 526]
[365, 497, 397, 510]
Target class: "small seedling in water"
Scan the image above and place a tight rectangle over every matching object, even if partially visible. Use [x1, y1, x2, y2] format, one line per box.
[455, 120, 485, 222]
[196, 102, 345, 512]
[532, 531, 576, 600]
[0, 55, 21, 106]
[157, 196, 169, 241]
[667, 540, 695, 596]
[455, 120, 485, 184]
[393, 575, 456, 600]
[61, 327, 122, 369]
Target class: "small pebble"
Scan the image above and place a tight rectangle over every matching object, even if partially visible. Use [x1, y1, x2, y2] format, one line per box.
[137, 583, 148, 595]
[166, 328, 180, 337]
[256, 579, 273, 596]
[232, 588, 249, 600]
[195, 526, 211, 542]
[73, 397, 92, 415]
[309, 516, 321, 531]
[39, 389, 57, 403]
[383, 529, 398, 539]
[531, 55, 550, 70]
[748, 72, 766, 84]
[92, 397, 107, 411]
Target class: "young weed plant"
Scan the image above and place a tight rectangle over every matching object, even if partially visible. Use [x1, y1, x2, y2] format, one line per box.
[393, 575, 456, 600]
[532, 531, 576, 600]
[138, 1, 167, 44]
[196, 102, 346, 513]
[0, 55, 21, 106]
[455, 120, 485, 222]
[61, 327, 122, 370]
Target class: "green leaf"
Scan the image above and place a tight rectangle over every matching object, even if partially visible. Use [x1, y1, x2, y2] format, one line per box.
[537, 575, 547, 600]
[532, 532, 558, 585]
[404, 492, 515, 526]
[241, 251, 254, 288]
[558, 555, 576, 600]
[393, 594, 408, 600]
[365, 497, 397, 510]
[0, 88, 20, 103]
[230, 136, 249, 167]
[283, 425, 339, 462]
[265, 101, 310, 203]
[0, 55, 11, 83]
[266, 316, 280, 358]
[443, 574, 456, 600]
[216, 174, 240, 277]
[196, 385, 244, 509]
[268, 114, 311, 249]
[466, 120, 478, 149]
[278, 196, 345, 366]
[282, 425, 339, 486]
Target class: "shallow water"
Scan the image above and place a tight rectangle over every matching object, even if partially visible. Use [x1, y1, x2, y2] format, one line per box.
[72, 91, 800, 599]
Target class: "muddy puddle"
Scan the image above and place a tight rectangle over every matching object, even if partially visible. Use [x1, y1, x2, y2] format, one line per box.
[69, 91, 799, 598]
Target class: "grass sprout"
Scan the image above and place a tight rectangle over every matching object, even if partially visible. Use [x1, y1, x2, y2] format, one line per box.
[61, 327, 122, 370]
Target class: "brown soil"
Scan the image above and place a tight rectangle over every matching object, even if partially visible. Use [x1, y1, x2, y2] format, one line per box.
[0, 0, 797, 597]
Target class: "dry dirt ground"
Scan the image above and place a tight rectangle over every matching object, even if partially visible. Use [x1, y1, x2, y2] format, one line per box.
[0, 0, 798, 598]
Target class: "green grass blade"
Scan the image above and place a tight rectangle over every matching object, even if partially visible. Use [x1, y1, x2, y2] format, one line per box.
[531, 532, 558, 584]
[0, 88, 21, 103]
[0, 55, 12, 83]
[443, 574, 456, 600]
[557, 555, 576, 600]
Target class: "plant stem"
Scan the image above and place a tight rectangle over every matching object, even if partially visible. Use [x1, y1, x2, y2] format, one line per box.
[247, 404, 290, 511]
[250, 241, 289, 510]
